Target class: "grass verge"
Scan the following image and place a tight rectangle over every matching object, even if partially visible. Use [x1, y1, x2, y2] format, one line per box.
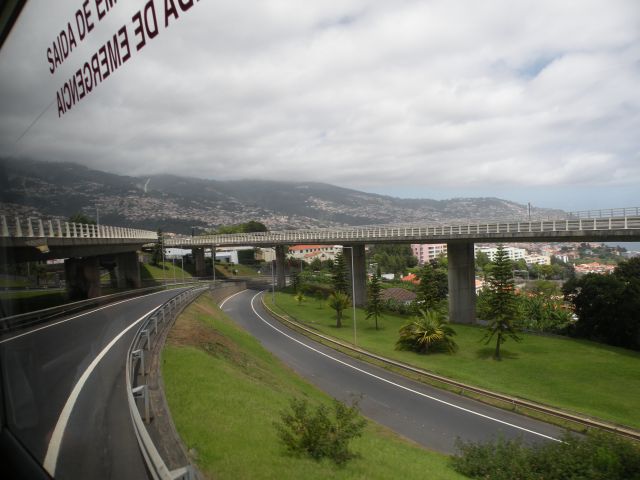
[266, 292, 640, 431]
[162, 294, 465, 480]
[141, 261, 193, 282]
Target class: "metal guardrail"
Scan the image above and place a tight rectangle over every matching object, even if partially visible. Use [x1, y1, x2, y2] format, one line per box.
[261, 294, 640, 442]
[0, 215, 157, 240]
[126, 286, 206, 480]
[0, 285, 170, 331]
[167, 210, 640, 247]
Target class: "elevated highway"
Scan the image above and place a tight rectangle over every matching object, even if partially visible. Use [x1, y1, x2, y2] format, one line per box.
[1, 216, 157, 300]
[167, 207, 640, 323]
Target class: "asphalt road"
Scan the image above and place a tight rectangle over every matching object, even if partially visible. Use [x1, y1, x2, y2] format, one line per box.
[221, 289, 565, 454]
[0, 287, 188, 479]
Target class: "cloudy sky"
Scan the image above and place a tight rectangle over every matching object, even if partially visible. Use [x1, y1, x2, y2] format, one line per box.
[0, 0, 638, 211]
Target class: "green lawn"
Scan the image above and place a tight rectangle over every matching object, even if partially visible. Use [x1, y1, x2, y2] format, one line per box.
[162, 295, 465, 480]
[267, 292, 640, 431]
[215, 262, 259, 277]
[0, 289, 68, 316]
[0, 276, 31, 288]
[141, 261, 193, 282]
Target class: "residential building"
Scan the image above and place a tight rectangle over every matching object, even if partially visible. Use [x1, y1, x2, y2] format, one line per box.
[475, 245, 526, 262]
[411, 243, 447, 265]
[288, 244, 343, 262]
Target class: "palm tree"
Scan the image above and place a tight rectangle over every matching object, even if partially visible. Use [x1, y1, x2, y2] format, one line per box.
[396, 309, 458, 354]
[328, 291, 351, 328]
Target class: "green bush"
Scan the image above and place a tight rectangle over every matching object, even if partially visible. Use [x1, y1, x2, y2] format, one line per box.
[452, 431, 640, 480]
[300, 282, 333, 299]
[396, 309, 458, 354]
[274, 398, 366, 465]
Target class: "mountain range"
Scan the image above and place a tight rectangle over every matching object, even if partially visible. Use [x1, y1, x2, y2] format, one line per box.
[0, 158, 563, 234]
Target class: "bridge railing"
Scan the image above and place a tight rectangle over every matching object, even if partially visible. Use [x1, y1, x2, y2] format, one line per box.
[566, 207, 640, 219]
[0, 215, 157, 240]
[166, 209, 640, 247]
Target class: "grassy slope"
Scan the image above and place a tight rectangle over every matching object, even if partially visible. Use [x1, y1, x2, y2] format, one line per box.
[141, 261, 193, 282]
[268, 292, 640, 430]
[215, 263, 259, 277]
[162, 295, 464, 480]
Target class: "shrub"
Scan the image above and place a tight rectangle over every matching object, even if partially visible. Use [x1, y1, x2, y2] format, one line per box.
[274, 398, 366, 465]
[396, 309, 458, 354]
[452, 431, 640, 480]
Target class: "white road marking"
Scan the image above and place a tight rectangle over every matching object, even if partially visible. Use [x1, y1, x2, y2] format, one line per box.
[240, 291, 560, 443]
[42, 307, 159, 476]
[0, 289, 173, 345]
[219, 289, 247, 308]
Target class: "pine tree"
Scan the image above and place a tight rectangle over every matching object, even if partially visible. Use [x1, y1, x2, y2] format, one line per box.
[366, 274, 383, 330]
[332, 252, 350, 295]
[415, 261, 448, 312]
[483, 244, 521, 360]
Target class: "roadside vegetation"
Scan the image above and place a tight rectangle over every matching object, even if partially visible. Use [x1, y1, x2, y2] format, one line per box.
[265, 291, 640, 430]
[453, 431, 640, 480]
[162, 294, 465, 479]
[141, 261, 193, 283]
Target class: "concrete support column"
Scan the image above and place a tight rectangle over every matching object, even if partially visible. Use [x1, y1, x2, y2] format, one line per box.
[107, 266, 118, 288]
[193, 247, 205, 277]
[275, 245, 286, 288]
[65, 256, 101, 300]
[344, 244, 367, 307]
[447, 242, 476, 324]
[115, 251, 141, 289]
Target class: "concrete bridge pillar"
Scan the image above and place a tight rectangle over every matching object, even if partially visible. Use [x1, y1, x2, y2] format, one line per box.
[344, 244, 367, 307]
[65, 257, 101, 300]
[115, 251, 141, 289]
[275, 245, 286, 288]
[193, 247, 206, 277]
[447, 242, 476, 324]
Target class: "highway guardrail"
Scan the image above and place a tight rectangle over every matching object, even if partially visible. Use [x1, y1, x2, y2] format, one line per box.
[126, 286, 207, 480]
[0, 280, 213, 334]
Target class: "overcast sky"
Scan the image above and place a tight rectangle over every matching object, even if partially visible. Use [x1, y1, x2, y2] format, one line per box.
[0, 0, 638, 211]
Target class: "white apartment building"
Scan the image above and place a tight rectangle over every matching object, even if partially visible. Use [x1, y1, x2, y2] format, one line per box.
[411, 244, 447, 265]
[524, 254, 551, 266]
[475, 246, 526, 262]
[288, 245, 343, 262]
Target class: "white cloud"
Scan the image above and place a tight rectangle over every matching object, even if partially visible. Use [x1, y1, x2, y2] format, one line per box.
[1, 0, 639, 202]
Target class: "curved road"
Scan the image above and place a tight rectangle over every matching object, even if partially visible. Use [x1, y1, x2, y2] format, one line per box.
[0, 287, 188, 479]
[221, 289, 564, 453]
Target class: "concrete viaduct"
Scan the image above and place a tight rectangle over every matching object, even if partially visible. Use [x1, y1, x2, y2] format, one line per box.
[0, 216, 157, 300]
[2, 209, 639, 322]
[166, 208, 640, 324]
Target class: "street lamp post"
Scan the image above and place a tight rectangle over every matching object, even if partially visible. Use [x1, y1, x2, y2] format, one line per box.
[271, 257, 276, 304]
[161, 233, 166, 286]
[342, 246, 357, 346]
[212, 246, 216, 285]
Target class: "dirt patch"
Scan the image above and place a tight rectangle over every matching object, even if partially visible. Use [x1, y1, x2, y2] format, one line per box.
[168, 302, 246, 366]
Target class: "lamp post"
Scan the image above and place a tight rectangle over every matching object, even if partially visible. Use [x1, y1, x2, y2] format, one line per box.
[271, 256, 276, 304]
[161, 233, 166, 286]
[172, 257, 176, 284]
[342, 246, 357, 346]
[212, 245, 216, 285]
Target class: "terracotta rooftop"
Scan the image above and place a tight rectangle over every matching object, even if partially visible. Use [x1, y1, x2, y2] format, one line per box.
[381, 288, 417, 303]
